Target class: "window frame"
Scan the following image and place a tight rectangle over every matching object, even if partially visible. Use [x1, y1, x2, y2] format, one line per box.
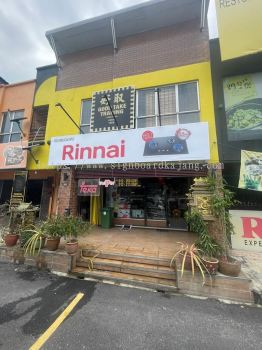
[29, 105, 49, 141]
[0, 110, 24, 143]
[135, 81, 200, 128]
[80, 99, 92, 134]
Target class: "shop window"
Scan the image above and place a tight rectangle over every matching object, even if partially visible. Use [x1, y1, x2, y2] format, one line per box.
[80, 99, 92, 133]
[29, 105, 48, 142]
[0, 110, 23, 143]
[136, 82, 199, 127]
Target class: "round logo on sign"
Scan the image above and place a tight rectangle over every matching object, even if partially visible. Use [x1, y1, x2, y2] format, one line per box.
[142, 130, 154, 142]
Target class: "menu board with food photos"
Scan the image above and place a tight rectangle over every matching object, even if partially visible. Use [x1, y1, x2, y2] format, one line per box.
[224, 73, 262, 141]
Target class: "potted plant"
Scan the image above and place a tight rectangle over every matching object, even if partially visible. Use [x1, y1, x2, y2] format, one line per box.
[22, 226, 46, 256]
[19, 224, 39, 247]
[2, 214, 20, 247]
[185, 210, 222, 274]
[3, 202, 39, 248]
[62, 216, 91, 255]
[170, 243, 209, 285]
[196, 232, 221, 275]
[41, 216, 64, 251]
[218, 256, 241, 277]
[3, 228, 19, 247]
[207, 176, 241, 277]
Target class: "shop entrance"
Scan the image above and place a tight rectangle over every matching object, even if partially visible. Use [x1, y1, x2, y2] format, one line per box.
[26, 180, 43, 205]
[0, 180, 13, 204]
[79, 196, 91, 221]
[106, 177, 191, 230]
[78, 194, 103, 225]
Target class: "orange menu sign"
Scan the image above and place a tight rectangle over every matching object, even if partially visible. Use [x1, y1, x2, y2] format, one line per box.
[0, 141, 28, 169]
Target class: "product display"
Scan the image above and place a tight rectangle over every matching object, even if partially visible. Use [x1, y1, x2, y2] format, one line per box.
[106, 177, 189, 228]
[118, 209, 131, 218]
[131, 209, 145, 218]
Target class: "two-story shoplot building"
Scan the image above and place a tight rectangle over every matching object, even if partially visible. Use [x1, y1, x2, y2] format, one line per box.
[27, 0, 219, 229]
[0, 76, 58, 219]
[0, 79, 37, 209]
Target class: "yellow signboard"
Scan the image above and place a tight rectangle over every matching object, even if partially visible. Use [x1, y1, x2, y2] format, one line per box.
[215, 0, 262, 61]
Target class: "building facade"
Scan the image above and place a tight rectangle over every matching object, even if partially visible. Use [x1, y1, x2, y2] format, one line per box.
[210, 0, 262, 251]
[27, 0, 219, 229]
[0, 79, 36, 208]
[211, 0, 262, 211]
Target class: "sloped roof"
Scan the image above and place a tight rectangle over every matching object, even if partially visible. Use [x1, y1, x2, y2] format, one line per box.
[46, 0, 207, 56]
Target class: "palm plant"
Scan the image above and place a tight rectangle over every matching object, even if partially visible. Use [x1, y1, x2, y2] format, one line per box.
[170, 243, 209, 284]
[23, 226, 46, 256]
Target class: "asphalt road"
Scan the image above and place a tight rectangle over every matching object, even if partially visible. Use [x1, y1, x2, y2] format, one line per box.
[0, 262, 261, 350]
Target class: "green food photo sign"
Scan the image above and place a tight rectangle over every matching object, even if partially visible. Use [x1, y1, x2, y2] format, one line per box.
[223, 73, 262, 141]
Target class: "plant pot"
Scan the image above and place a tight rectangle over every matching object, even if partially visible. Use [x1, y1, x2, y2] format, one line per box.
[179, 252, 195, 270]
[35, 237, 46, 250]
[65, 240, 78, 255]
[4, 234, 19, 247]
[219, 257, 241, 277]
[202, 256, 219, 275]
[20, 234, 46, 249]
[46, 237, 61, 251]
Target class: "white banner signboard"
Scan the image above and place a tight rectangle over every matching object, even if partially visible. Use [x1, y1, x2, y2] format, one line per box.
[48, 123, 210, 166]
[230, 210, 262, 252]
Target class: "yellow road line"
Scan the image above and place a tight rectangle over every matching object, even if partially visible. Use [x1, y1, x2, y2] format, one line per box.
[29, 292, 84, 350]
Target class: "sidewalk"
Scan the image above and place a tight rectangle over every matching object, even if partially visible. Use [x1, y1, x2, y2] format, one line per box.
[231, 249, 262, 304]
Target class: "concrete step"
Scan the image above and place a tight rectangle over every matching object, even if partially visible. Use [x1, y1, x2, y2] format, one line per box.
[177, 270, 254, 303]
[77, 257, 177, 280]
[71, 267, 178, 292]
[81, 248, 171, 267]
[77, 249, 254, 303]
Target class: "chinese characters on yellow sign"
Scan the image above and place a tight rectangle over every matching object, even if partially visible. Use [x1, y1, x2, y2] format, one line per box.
[90, 86, 135, 132]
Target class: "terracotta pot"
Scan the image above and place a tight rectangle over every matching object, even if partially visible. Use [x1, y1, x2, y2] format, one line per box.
[179, 252, 195, 270]
[202, 256, 219, 275]
[4, 234, 19, 247]
[46, 237, 61, 251]
[65, 240, 78, 255]
[219, 257, 241, 277]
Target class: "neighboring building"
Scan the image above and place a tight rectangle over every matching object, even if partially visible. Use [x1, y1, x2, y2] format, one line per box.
[0, 80, 36, 207]
[28, 0, 219, 228]
[0, 75, 55, 219]
[210, 0, 262, 211]
[0, 77, 8, 85]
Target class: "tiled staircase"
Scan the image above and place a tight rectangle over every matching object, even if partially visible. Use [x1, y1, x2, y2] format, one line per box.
[71, 248, 254, 303]
[71, 248, 178, 292]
